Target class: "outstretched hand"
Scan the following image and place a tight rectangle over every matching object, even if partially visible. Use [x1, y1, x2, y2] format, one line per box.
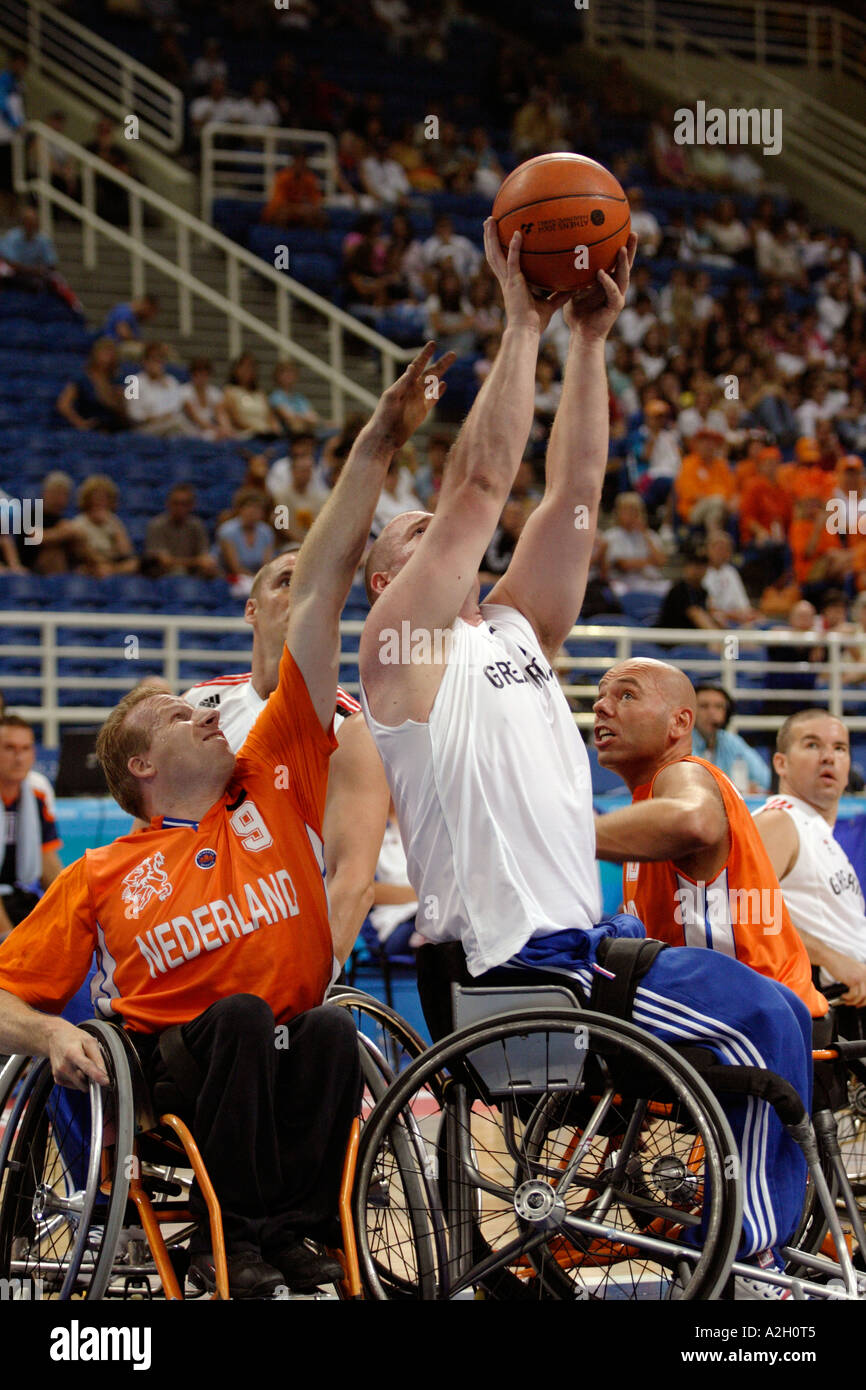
[369, 341, 455, 451]
[483, 219, 571, 336]
[563, 231, 638, 341]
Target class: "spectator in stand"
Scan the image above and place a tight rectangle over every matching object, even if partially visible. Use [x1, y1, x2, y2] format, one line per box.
[266, 433, 329, 544]
[617, 290, 657, 349]
[677, 380, 728, 449]
[153, 32, 189, 91]
[42, 110, 81, 206]
[511, 87, 566, 156]
[101, 294, 159, 357]
[676, 427, 737, 532]
[466, 270, 504, 345]
[648, 105, 694, 188]
[0, 204, 81, 312]
[413, 430, 450, 508]
[126, 343, 192, 438]
[636, 321, 668, 382]
[17, 472, 80, 575]
[235, 78, 279, 129]
[745, 366, 799, 450]
[342, 214, 392, 322]
[755, 216, 809, 290]
[479, 496, 530, 581]
[143, 484, 218, 580]
[625, 188, 661, 258]
[216, 489, 275, 595]
[383, 211, 427, 302]
[795, 372, 849, 440]
[223, 354, 282, 439]
[388, 120, 442, 195]
[269, 360, 320, 436]
[189, 76, 239, 135]
[178, 356, 234, 440]
[0, 715, 63, 940]
[372, 449, 423, 536]
[55, 338, 127, 433]
[360, 134, 411, 206]
[703, 530, 759, 626]
[604, 491, 668, 596]
[261, 151, 325, 227]
[190, 38, 228, 92]
[531, 350, 562, 445]
[631, 399, 682, 520]
[655, 540, 715, 632]
[817, 273, 852, 340]
[691, 686, 770, 794]
[465, 126, 505, 199]
[738, 445, 793, 593]
[85, 117, 135, 226]
[422, 213, 481, 286]
[69, 475, 138, 579]
[765, 599, 824, 717]
[706, 199, 752, 266]
[425, 266, 476, 357]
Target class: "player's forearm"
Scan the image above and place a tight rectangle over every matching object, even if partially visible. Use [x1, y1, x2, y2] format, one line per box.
[594, 797, 719, 862]
[0, 989, 64, 1058]
[292, 428, 392, 612]
[446, 324, 539, 496]
[327, 869, 376, 965]
[545, 336, 608, 503]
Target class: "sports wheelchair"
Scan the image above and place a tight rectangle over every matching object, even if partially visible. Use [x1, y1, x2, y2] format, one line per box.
[351, 977, 866, 1301]
[0, 992, 426, 1302]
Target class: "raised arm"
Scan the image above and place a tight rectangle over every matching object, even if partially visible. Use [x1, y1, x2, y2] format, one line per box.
[361, 223, 568, 722]
[487, 234, 637, 661]
[287, 342, 453, 729]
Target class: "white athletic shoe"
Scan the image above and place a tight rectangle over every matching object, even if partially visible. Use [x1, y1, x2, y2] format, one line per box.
[734, 1274, 794, 1300]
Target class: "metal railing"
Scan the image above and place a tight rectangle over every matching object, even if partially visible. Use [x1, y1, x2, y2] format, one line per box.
[0, 0, 184, 152]
[14, 122, 415, 425]
[585, 0, 866, 84]
[584, 0, 866, 210]
[4, 613, 866, 749]
[201, 124, 338, 225]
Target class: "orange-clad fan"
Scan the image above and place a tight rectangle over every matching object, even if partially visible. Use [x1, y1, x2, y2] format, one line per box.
[675, 427, 737, 527]
[0, 342, 454, 1299]
[593, 658, 827, 1019]
[777, 437, 837, 504]
[738, 446, 792, 547]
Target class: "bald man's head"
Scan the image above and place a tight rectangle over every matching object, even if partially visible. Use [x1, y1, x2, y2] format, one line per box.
[364, 510, 434, 603]
[593, 659, 697, 790]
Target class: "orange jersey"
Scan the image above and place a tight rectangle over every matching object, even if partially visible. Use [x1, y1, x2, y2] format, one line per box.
[622, 756, 825, 1017]
[0, 647, 337, 1032]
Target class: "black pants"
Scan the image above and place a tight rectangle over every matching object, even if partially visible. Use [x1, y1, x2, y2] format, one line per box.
[134, 994, 361, 1255]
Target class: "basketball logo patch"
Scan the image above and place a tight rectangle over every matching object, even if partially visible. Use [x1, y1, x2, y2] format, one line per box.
[195, 848, 217, 870]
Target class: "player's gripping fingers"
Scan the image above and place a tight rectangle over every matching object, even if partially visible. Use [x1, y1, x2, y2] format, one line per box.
[50, 1028, 109, 1091]
[483, 217, 506, 279]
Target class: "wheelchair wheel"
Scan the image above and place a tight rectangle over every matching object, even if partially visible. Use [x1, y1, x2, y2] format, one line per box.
[328, 987, 429, 1083]
[351, 1027, 441, 1300]
[835, 1075, 866, 1207]
[354, 1009, 741, 1301]
[0, 1021, 133, 1300]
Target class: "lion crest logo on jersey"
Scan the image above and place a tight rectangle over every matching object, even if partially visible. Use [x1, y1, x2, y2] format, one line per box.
[122, 852, 173, 920]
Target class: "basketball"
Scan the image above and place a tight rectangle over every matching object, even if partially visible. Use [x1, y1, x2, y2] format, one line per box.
[492, 153, 631, 294]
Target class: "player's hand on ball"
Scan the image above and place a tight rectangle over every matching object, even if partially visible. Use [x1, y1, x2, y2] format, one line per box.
[369, 341, 455, 450]
[483, 219, 570, 335]
[564, 231, 638, 341]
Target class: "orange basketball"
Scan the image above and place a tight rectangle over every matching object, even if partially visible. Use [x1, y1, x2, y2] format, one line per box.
[492, 153, 631, 294]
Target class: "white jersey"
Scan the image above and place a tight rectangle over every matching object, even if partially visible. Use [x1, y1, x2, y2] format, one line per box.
[360, 604, 601, 976]
[184, 672, 360, 753]
[754, 793, 866, 983]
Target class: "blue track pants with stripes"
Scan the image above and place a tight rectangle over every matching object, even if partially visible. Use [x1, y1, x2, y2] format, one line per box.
[499, 916, 813, 1258]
